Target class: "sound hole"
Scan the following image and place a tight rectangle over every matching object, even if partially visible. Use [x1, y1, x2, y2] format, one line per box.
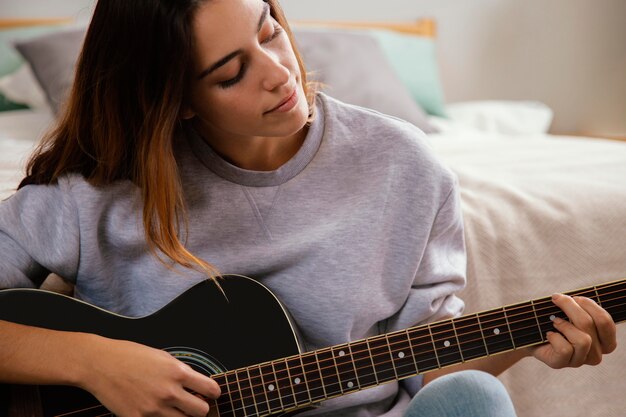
[165, 347, 225, 376]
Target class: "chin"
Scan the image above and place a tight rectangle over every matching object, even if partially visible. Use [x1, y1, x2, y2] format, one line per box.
[271, 102, 309, 133]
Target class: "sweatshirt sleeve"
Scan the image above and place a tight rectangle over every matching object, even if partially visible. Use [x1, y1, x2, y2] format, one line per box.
[388, 177, 467, 395]
[0, 177, 80, 289]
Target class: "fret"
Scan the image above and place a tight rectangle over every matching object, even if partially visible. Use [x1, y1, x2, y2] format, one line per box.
[316, 348, 342, 397]
[367, 335, 396, 383]
[332, 344, 359, 393]
[410, 325, 439, 371]
[347, 343, 362, 389]
[429, 321, 462, 367]
[530, 300, 544, 343]
[247, 366, 269, 417]
[535, 297, 567, 338]
[351, 339, 378, 388]
[387, 331, 417, 378]
[384, 334, 400, 379]
[244, 368, 261, 417]
[502, 308, 516, 348]
[405, 329, 420, 373]
[593, 286, 603, 307]
[259, 362, 282, 413]
[213, 374, 236, 417]
[286, 356, 311, 406]
[235, 368, 257, 417]
[273, 359, 296, 409]
[505, 302, 543, 348]
[453, 314, 487, 361]
[224, 372, 245, 417]
[450, 320, 465, 362]
[300, 352, 325, 402]
[478, 308, 515, 354]
[596, 281, 626, 323]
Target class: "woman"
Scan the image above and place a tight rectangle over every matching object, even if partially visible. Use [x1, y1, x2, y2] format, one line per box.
[0, 0, 617, 416]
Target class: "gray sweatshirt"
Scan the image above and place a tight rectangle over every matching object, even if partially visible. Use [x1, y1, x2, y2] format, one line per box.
[0, 93, 466, 417]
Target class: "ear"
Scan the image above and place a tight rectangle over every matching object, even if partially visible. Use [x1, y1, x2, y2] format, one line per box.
[180, 106, 196, 120]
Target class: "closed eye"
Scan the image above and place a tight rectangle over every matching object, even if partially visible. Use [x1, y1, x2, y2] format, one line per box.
[218, 23, 283, 89]
[262, 23, 283, 44]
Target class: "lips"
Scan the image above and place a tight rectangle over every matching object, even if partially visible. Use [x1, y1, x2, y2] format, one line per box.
[266, 88, 297, 113]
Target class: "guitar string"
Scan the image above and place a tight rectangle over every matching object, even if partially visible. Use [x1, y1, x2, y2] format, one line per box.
[53, 286, 626, 417]
[213, 283, 625, 389]
[54, 295, 626, 417]
[210, 290, 626, 414]
[53, 404, 106, 417]
[50, 284, 626, 417]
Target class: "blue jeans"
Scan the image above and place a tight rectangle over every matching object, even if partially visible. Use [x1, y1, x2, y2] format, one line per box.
[405, 370, 517, 417]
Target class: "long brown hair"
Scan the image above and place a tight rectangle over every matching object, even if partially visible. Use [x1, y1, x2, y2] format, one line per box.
[19, 0, 316, 278]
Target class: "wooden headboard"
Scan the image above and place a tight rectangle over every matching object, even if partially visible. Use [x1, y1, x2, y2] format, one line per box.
[0, 18, 73, 29]
[0, 17, 436, 37]
[292, 18, 436, 37]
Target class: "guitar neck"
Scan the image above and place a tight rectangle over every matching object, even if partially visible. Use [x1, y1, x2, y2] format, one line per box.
[211, 279, 626, 417]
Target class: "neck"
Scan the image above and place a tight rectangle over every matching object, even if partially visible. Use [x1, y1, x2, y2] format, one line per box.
[193, 122, 308, 171]
[207, 278, 626, 417]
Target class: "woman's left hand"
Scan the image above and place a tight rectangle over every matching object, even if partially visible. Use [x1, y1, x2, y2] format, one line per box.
[531, 294, 618, 368]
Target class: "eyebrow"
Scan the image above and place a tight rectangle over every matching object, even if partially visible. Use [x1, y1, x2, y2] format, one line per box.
[198, 2, 270, 79]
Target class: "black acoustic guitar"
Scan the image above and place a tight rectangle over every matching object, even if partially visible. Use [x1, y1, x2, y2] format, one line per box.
[1, 275, 624, 417]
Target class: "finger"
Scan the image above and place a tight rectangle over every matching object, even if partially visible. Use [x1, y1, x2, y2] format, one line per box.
[181, 367, 222, 399]
[574, 296, 618, 354]
[551, 294, 595, 332]
[552, 317, 592, 367]
[172, 391, 211, 417]
[536, 331, 574, 368]
[158, 407, 190, 417]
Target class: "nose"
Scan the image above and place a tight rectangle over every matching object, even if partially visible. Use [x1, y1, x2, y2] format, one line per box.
[259, 49, 290, 91]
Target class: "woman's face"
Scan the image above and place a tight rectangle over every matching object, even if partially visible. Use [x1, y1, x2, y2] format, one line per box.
[186, 0, 309, 143]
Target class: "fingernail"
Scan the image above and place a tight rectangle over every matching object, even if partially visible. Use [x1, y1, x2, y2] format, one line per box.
[553, 317, 564, 324]
[552, 293, 562, 301]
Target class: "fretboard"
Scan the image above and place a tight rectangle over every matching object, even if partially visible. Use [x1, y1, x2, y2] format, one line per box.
[211, 279, 626, 417]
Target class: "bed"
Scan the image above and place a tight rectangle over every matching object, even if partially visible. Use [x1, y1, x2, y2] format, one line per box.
[1, 16, 625, 417]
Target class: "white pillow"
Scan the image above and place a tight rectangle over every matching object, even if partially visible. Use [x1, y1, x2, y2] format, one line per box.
[445, 100, 554, 135]
[0, 64, 49, 110]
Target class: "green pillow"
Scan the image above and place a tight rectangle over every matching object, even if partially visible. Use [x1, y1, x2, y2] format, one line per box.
[0, 92, 28, 112]
[368, 29, 448, 118]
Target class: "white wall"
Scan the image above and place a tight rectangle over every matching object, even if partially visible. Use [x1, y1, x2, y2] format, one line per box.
[282, 0, 626, 137]
[3, 0, 625, 136]
[0, 0, 95, 21]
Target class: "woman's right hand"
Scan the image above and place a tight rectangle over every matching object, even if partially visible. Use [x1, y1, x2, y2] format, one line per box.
[79, 335, 221, 417]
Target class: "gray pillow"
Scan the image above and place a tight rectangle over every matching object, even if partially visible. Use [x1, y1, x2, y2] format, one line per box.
[14, 27, 86, 114]
[293, 28, 437, 133]
[14, 25, 438, 133]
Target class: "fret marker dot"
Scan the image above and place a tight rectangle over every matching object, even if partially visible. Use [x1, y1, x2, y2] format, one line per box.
[268, 384, 275, 391]
[338, 350, 346, 356]
[347, 381, 354, 388]
[443, 340, 451, 348]
[550, 315, 556, 321]
[398, 352, 405, 359]
[294, 378, 301, 384]
[493, 328, 500, 335]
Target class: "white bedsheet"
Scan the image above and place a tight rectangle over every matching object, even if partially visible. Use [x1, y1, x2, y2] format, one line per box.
[428, 126, 626, 417]
[0, 109, 53, 199]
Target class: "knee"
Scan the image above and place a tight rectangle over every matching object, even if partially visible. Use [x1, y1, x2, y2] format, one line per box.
[427, 370, 510, 400]
[406, 370, 516, 417]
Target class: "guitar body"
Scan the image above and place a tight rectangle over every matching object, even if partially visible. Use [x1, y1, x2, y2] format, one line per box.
[0, 275, 302, 416]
